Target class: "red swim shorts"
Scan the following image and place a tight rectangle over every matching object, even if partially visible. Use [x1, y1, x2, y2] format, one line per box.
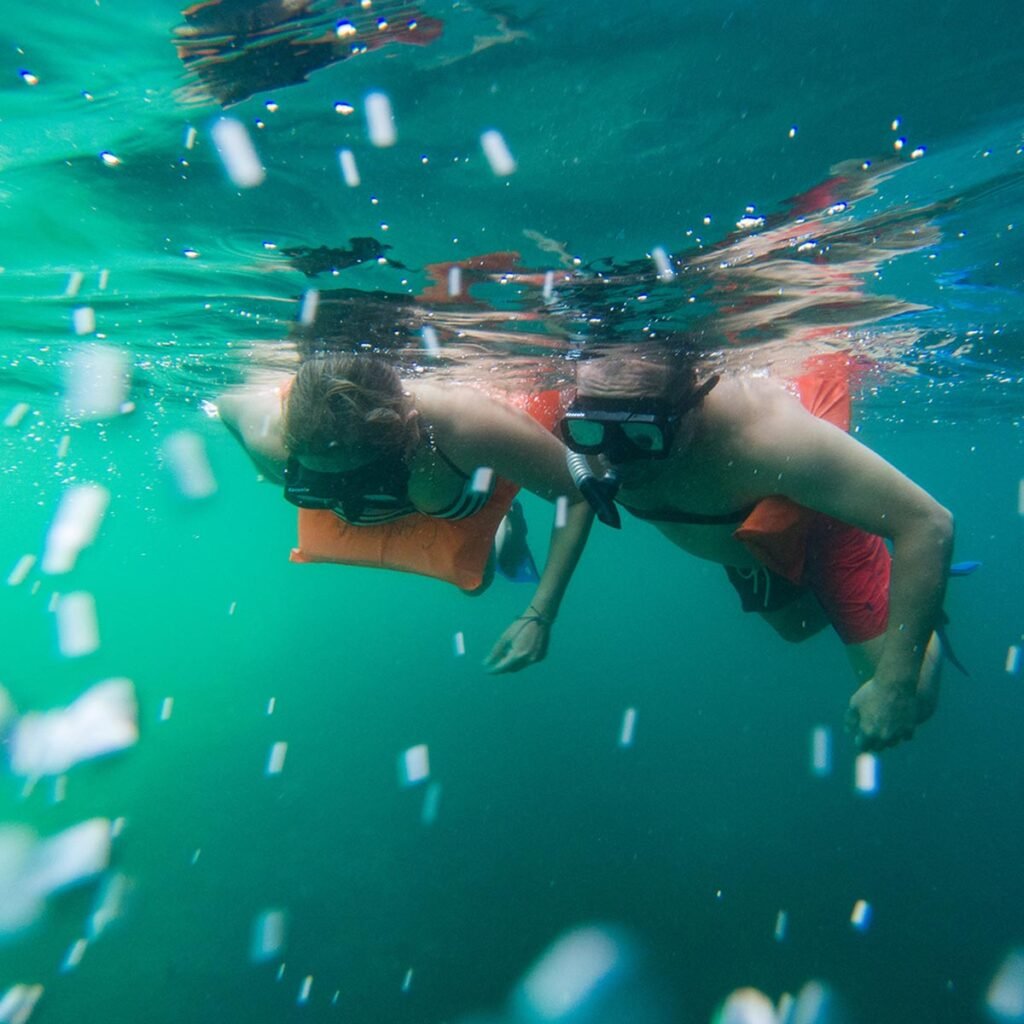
[803, 516, 891, 644]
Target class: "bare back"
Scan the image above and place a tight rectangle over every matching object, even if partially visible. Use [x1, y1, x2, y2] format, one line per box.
[614, 377, 876, 568]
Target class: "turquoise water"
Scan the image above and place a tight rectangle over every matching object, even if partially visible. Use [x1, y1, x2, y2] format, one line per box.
[1, 2, 1023, 1022]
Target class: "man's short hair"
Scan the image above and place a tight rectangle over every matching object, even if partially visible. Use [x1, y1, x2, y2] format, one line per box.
[575, 344, 703, 414]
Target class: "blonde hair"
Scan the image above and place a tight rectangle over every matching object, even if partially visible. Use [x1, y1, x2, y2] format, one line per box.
[284, 355, 411, 457]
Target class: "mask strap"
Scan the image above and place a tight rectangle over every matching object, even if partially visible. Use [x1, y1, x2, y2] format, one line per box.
[676, 373, 720, 416]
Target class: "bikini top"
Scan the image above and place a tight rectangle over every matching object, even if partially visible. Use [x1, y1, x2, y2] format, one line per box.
[617, 501, 758, 525]
[330, 446, 495, 526]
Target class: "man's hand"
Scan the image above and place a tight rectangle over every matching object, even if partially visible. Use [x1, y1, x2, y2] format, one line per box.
[845, 677, 918, 751]
[483, 614, 551, 674]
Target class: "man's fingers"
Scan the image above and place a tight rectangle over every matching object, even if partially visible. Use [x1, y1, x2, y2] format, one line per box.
[888, 728, 914, 748]
[855, 726, 914, 752]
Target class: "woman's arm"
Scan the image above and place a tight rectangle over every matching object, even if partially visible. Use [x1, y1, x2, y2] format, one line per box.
[215, 388, 289, 485]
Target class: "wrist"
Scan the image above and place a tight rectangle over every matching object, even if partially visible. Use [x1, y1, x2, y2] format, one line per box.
[874, 639, 917, 684]
[523, 603, 554, 626]
[871, 668, 916, 695]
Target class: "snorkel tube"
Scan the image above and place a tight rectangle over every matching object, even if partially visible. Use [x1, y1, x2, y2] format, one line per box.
[566, 450, 622, 529]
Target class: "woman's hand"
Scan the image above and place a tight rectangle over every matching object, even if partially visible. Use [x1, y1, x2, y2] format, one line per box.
[483, 610, 552, 674]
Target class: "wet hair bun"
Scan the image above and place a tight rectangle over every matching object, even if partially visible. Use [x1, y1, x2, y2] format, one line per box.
[285, 354, 409, 456]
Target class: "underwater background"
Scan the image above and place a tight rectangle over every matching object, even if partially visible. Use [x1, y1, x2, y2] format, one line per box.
[1, 1, 1023, 1022]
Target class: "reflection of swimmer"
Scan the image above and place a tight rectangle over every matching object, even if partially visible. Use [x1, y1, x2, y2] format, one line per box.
[266, 160, 939, 370]
[282, 238, 407, 277]
[409, 161, 943, 362]
[217, 353, 592, 672]
[175, 0, 444, 107]
[560, 346, 954, 752]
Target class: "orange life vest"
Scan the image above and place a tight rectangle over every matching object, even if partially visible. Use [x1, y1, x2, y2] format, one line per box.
[289, 389, 564, 591]
[734, 353, 866, 583]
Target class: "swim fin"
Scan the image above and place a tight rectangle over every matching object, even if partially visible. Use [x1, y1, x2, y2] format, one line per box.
[936, 617, 970, 676]
[494, 501, 540, 583]
[949, 560, 982, 576]
[937, 560, 982, 675]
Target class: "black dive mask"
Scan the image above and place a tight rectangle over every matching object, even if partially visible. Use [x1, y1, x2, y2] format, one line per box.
[559, 396, 681, 462]
[283, 454, 411, 521]
[558, 375, 719, 463]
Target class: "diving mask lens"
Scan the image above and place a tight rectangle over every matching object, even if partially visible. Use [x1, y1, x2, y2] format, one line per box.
[561, 416, 607, 452]
[619, 421, 666, 454]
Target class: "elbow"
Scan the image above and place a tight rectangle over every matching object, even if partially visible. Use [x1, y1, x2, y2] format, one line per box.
[888, 501, 954, 579]
[925, 502, 954, 558]
[893, 500, 953, 556]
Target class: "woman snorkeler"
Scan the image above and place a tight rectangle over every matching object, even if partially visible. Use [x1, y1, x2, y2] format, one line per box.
[216, 353, 593, 673]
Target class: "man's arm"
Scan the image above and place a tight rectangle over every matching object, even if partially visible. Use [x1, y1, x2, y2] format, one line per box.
[483, 499, 594, 673]
[434, 388, 595, 673]
[743, 390, 953, 745]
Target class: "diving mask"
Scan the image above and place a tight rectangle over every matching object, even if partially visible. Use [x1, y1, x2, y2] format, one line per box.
[283, 453, 411, 520]
[559, 396, 681, 461]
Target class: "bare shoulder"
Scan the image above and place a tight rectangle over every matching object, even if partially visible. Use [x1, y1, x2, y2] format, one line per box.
[215, 385, 288, 464]
[414, 381, 531, 437]
[410, 380, 570, 495]
[698, 376, 797, 453]
[704, 375, 795, 416]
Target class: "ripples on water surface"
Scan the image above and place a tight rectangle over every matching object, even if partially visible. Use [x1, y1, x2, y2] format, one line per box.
[1, 3, 1023, 1024]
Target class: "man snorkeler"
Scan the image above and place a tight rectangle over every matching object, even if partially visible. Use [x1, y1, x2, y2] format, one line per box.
[559, 347, 954, 753]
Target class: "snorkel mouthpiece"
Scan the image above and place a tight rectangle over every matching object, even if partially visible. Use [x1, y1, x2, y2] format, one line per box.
[566, 450, 621, 529]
